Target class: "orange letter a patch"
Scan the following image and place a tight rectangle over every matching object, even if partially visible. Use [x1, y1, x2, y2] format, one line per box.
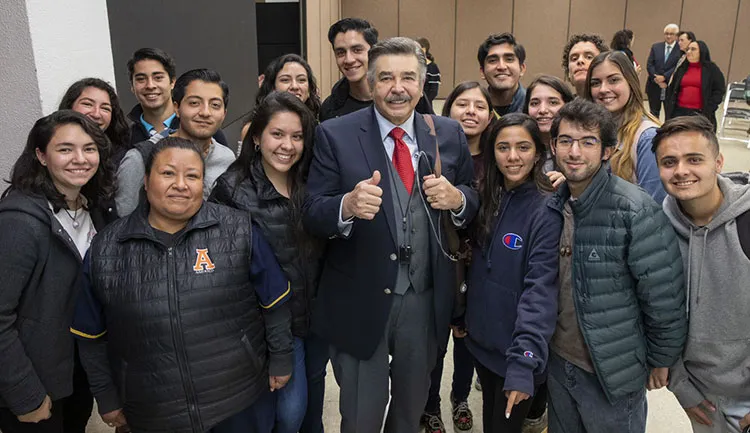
[193, 248, 216, 273]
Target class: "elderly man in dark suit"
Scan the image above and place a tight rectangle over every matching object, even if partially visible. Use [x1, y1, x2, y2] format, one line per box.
[303, 37, 479, 433]
[646, 23, 683, 117]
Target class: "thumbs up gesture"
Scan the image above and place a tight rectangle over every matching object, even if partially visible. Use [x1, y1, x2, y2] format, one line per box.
[342, 171, 383, 220]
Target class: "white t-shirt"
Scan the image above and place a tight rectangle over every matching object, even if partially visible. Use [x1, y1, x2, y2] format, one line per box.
[52, 201, 97, 259]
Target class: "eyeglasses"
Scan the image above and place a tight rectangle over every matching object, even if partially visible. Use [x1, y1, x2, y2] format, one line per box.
[664, 32, 677, 36]
[554, 136, 600, 149]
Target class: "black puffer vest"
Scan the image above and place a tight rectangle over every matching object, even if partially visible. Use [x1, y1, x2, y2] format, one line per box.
[210, 161, 320, 337]
[89, 202, 267, 433]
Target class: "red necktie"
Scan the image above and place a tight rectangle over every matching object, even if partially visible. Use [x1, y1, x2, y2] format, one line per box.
[389, 127, 414, 194]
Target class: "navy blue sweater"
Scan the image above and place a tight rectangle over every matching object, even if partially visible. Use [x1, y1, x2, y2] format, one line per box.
[465, 181, 562, 396]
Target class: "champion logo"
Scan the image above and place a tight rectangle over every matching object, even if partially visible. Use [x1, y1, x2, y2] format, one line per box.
[524, 351, 534, 358]
[193, 248, 216, 274]
[588, 248, 601, 262]
[502, 233, 523, 250]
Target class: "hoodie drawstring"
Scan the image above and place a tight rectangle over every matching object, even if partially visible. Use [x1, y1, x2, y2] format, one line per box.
[685, 226, 693, 317]
[695, 230, 708, 307]
[686, 226, 709, 315]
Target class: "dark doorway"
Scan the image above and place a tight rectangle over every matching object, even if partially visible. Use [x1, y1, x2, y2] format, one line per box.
[256, 2, 302, 75]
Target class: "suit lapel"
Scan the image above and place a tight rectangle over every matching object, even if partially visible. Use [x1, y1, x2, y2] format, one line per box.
[359, 107, 398, 246]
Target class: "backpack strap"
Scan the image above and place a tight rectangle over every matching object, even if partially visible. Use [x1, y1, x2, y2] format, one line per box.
[628, 119, 660, 182]
[422, 114, 441, 177]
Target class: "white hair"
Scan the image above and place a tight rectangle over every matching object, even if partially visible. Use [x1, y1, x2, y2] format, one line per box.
[664, 23, 679, 33]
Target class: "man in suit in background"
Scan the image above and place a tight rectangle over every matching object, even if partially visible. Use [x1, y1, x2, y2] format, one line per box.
[303, 37, 479, 433]
[646, 23, 682, 117]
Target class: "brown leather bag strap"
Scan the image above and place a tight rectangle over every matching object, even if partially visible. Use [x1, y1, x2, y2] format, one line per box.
[422, 114, 441, 177]
[422, 114, 461, 257]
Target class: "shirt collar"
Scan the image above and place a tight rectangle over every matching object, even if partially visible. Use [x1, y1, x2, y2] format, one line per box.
[666, 42, 676, 50]
[373, 107, 416, 143]
[140, 113, 177, 134]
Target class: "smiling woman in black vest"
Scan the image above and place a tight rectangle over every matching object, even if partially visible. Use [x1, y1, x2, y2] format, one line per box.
[72, 137, 294, 433]
[211, 91, 323, 433]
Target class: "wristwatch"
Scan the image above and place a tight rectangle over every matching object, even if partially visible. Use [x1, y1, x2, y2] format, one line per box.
[742, 425, 750, 433]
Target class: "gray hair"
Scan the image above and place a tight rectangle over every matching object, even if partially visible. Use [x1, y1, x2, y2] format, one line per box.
[664, 23, 679, 33]
[366, 37, 427, 89]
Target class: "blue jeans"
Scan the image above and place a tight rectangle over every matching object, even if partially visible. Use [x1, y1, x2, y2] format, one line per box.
[547, 353, 647, 433]
[274, 337, 307, 433]
[300, 332, 329, 433]
[424, 332, 475, 413]
[212, 389, 276, 433]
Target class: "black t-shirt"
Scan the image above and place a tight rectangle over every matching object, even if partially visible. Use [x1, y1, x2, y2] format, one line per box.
[153, 227, 186, 247]
[493, 105, 512, 116]
[340, 95, 373, 117]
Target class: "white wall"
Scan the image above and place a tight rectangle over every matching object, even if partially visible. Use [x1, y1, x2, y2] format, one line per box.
[0, 0, 116, 180]
[25, 0, 116, 114]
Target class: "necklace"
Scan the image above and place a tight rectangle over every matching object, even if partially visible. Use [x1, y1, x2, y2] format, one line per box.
[64, 197, 81, 229]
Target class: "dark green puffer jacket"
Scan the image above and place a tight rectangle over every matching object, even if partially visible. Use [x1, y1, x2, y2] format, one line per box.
[549, 166, 687, 402]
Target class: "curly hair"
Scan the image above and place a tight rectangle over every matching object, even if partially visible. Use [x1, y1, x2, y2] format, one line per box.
[561, 34, 609, 80]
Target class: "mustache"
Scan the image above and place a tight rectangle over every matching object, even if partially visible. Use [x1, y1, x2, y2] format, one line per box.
[385, 94, 412, 103]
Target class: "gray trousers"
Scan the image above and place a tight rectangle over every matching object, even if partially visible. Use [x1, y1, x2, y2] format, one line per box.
[330, 288, 437, 433]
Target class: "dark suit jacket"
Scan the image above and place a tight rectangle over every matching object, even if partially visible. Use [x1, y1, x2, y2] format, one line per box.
[303, 106, 479, 360]
[646, 42, 682, 93]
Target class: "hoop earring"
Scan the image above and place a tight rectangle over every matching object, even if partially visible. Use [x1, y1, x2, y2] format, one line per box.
[254, 143, 260, 152]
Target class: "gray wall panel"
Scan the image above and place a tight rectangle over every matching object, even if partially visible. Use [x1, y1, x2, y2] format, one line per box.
[682, 0, 739, 78]
[0, 0, 43, 179]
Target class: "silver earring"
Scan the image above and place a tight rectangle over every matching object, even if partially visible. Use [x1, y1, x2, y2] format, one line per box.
[254, 143, 260, 151]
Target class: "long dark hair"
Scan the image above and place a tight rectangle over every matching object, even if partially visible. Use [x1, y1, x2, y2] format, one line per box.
[230, 92, 316, 243]
[4, 110, 115, 210]
[473, 113, 551, 247]
[255, 54, 322, 120]
[694, 40, 713, 64]
[610, 29, 633, 51]
[58, 78, 131, 154]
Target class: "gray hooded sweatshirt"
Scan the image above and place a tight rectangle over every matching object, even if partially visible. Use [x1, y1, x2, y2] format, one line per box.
[663, 175, 750, 408]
